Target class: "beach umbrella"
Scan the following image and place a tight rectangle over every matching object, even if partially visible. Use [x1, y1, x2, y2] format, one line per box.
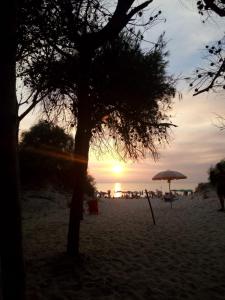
[152, 170, 187, 192]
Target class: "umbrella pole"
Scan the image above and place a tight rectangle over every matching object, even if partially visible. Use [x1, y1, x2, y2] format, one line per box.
[168, 180, 172, 208]
[145, 190, 156, 225]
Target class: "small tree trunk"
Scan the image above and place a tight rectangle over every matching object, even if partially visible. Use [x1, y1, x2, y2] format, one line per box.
[66, 112, 92, 256]
[67, 49, 93, 256]
[0, 1, 25, 299]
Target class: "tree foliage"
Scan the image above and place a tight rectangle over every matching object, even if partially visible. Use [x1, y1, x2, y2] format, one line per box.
[16, 0, 176, 162]
[188, 1, 225, 95]
[188, 35, 225, 95]
[196, 0, 225, 18]
[20, 120, 74, 151]
[21, 32, 176, 160]
[16, 0, 163, 123]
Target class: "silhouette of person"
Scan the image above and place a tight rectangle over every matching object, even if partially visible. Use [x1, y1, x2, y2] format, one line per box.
[211, 162, 225, 212]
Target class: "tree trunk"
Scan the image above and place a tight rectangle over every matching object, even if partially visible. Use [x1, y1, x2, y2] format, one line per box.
[0, 0, 26, 299]
[67, 51, 92, 256]
[66, 106, 92, 256]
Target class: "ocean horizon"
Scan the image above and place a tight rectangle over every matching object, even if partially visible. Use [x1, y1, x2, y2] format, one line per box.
[96, 180, 201, 197]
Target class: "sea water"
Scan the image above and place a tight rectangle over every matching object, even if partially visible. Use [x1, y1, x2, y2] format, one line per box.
[96, 181, 198, 197]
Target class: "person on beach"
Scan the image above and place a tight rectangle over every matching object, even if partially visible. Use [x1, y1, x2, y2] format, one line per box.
[209, 161, 225, 212]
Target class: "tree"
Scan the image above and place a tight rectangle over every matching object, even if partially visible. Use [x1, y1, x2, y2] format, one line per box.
[20, 120, 74, 189]
[18, 1, 174, 255]
[17, 0, 175, 256]
[26, 32, 175, 255]
[209, 159, 225, 183]
[0, 0, 25, 299]
[188, 1, 225, 96]
[19, 120, 97, 194]
[20, 120, 73, 152]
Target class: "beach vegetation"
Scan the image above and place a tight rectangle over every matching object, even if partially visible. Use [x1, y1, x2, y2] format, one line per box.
[195, 182, 212, 193]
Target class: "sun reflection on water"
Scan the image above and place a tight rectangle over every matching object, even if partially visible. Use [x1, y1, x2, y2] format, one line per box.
[114, 183, 122, 198]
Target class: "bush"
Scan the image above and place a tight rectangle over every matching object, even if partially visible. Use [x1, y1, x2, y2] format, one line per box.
[19, 120, 96, 196]
[195, 182, 212, 193]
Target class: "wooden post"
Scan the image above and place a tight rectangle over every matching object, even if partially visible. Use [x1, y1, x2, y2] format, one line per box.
[145, 190, 156, 225]
[168, 180, 172, 208]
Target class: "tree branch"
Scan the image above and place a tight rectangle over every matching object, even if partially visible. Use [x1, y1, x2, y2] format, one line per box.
[80, 0, 153, 51]
[127, 0, 153, 19]
[204, 0, 225, 17]
[18, 91, 48, 122]
[193, 60, 225, 96]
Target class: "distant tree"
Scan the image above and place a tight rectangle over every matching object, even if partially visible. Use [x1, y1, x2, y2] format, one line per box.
[20, 120, 97, 195]
[195, 182, 212, 193]
[0, 1, 25, 299]
[20, 120, 73, 189]
[20, 120, 74, 152]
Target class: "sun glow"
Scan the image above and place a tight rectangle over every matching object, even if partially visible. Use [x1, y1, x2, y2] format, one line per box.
[112, 165, 123, 174]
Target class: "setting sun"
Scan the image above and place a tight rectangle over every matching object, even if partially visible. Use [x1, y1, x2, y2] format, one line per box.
[112, 165, 123, 174]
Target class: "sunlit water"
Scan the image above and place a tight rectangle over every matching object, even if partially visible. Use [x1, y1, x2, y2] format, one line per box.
[96, 181, 199, 197]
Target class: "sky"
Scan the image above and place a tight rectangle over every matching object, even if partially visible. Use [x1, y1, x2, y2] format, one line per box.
[20, 0, 225, 188]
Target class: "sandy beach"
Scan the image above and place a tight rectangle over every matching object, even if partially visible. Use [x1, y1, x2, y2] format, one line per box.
[22, 189, 225, 300]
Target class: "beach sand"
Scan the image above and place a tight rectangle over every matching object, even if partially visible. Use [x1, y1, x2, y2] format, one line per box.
[22, 189, 225, 300]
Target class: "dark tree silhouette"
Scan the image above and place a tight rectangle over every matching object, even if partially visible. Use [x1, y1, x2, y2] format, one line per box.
[208, 159, 225, 210]
[16, 0, 162, 123]
[17, 0, 175, 256]
[188, 1, 225, 95]
[0, 0, 25, 299]
[25, 32, 176, 255]
[209, 159, 225, 186]
[188, 35, 225, 96]
[19, 120, 74, 190]
[196, 0, 225, 17]
[20, 120, 73, 151]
